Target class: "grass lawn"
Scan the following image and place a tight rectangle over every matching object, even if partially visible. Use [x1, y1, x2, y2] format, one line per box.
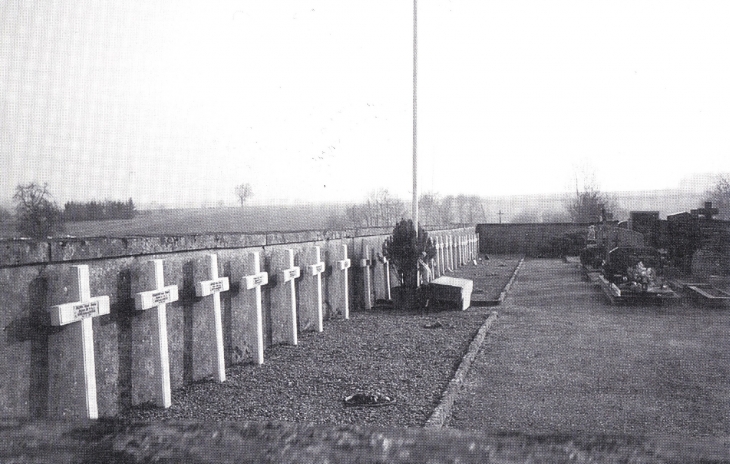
[449, 258, 730, 438]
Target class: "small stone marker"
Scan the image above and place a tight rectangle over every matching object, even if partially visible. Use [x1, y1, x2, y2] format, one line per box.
[134, 259, 178, 408]
[194, 254, 230, 383]
[242, 251, 268, 364]
[337, 244, 352, 319]
[48, 265, 110, 419]
[307, 246, 325, 332]
[280, 249, 301, 345]
[360, 245, 373, 310]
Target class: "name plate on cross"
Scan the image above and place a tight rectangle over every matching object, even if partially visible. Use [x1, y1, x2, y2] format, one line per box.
[282, 266, 301, 282]
[50, 296, 110, 326]
[309, 262, 325, 276]
[196, 277, 230, 296]
[245, 272, 268, 290]
[135, 286, 179, 310]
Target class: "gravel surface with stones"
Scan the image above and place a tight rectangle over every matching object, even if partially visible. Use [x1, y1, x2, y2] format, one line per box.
[117, 257, 521, 427]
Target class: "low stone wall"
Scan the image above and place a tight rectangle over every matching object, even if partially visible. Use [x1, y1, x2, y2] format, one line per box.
[476, 223, 644, 257]
[0, 226, 475, 419]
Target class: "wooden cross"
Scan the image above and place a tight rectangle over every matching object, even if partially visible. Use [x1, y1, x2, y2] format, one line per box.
[360, 245, 373, 310]
[436, 237, 444, 276]
[242, 251, 268, 364]
[307, 246, 325, 332]
[48, 265, 110, 419]
[381, 253, 392, 301]
[280, 249, 301, 345]
[498, 210, 503, 224]
[134, 259, 178, 408]
[194, 254, 230, 382]
[337, 244, 351, 319]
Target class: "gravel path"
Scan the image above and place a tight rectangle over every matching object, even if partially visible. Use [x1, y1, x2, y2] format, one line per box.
[117, 257, 521, 427]
[448, 258, 730, 437]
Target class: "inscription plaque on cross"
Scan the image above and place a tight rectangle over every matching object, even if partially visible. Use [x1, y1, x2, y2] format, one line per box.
[307, 246, 326, 332]
[194, 254, 230, 383]
[134, 259, 178, 408]
[337, 244, 352, 319]
[280, 249, 301, 345]
[48, 265, 110, 419]
[360, 245, 373, 310]
[243, 251, 268, 364]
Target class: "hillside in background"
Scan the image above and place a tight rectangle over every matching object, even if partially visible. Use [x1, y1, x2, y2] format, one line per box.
[0, 187, 720, 239]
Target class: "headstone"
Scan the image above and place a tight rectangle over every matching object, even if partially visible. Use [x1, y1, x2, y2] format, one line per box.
[272, 249, 301, 345]
[194, 254, 230, 383]
[360, 245, 373, 310]
[437, 236, 445, 276]
[306, 246, 326, 332]
[428, 276, 474, 311]
[337, 244, 352, 319]
[242, 251, 268, 364]
[48, 265, 110, 419]
[134, 259, 178, 408]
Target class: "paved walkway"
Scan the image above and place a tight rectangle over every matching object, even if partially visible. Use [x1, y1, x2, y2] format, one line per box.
[448, 258, 730, 437]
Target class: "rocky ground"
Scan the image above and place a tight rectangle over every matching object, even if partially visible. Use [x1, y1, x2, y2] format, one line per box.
[116, 256, 522, 427]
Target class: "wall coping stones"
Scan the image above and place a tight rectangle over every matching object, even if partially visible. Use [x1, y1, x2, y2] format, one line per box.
[0, 226, 477, 267]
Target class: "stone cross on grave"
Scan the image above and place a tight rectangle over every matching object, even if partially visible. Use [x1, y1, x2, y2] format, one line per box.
[134, 259, 179, 408]
[360, 245, 373, 310]
[307, 246, 326, 332]
[48, 265, 110, 419]
[194, 254, 230, 383]
[337, 244, 352, 319]
[280, 249, 301, 345]
[691, 201, 719, 220]
[243, 251, 268, 364]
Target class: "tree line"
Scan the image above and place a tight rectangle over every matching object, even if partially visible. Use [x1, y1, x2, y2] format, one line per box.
[63, 199, 137, 221]
[0, 182, 137, 238]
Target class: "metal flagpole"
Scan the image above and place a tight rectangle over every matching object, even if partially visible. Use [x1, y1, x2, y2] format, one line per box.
[412, 0, 418, 237]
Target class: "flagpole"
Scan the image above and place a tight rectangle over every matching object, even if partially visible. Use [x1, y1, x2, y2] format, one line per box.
[412, 0, 418, 236]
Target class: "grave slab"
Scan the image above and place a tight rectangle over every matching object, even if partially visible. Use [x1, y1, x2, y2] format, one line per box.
[427, 276, 474, 311]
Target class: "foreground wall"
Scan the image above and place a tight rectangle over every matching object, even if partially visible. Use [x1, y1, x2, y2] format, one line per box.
[0, 226, 475, 419]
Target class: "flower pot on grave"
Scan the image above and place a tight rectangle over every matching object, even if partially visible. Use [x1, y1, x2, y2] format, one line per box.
[391, 286, 421, 310]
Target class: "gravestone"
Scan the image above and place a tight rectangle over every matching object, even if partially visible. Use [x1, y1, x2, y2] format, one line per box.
[360, 245, 373, 310]
[272, 249, 301, 345]
[302, 246, 325, 333]
[48, 265, 110, 419]
[373, 250, 392, 301]
[134, 259, 178, 408]
[242, 251, 268, 364]
[336, 244, 352, 319]
[194, 254, 230, 383]
[428, 276, 474, 311]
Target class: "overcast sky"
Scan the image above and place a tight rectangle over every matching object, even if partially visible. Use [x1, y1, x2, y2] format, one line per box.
[1, 1, 729, 207]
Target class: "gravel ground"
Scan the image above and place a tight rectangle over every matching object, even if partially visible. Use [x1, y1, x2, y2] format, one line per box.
[117, 256, 521, 427]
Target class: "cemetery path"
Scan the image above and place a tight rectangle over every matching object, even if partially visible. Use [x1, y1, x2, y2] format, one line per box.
[447, 258, 730, 438]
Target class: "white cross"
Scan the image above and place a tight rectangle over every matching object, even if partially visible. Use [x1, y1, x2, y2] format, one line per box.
[280, 249, 301, 345]
[48, 265, 110, 419]
[243, 251, 268, 365]
[194, 254, 230, 383]
[381, 253, 392, 301]
[134, 259, 178, 408]
[336, 244, 351, 319]
[307, 246, 325, 332]
[360, 245, 373, 310]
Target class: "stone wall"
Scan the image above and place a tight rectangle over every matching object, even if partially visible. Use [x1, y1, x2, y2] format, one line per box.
[476, 223, 644, 257]
[0, 226, 475, 419]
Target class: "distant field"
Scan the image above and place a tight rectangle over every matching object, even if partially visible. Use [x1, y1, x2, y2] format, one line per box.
[0, 204, 351, 238]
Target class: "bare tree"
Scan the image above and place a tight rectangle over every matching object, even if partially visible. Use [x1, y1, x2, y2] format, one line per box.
[419, 192, 441, 226]
[566, 173, 616, 223]
[707, 174, 730, 220]
[13, 182, 65, 238]
[234, 183, 253, 206]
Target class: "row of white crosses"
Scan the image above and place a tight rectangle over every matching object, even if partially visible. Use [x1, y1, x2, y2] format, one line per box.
[47, 244, 352, 419]
[430, 233, 478, 278]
